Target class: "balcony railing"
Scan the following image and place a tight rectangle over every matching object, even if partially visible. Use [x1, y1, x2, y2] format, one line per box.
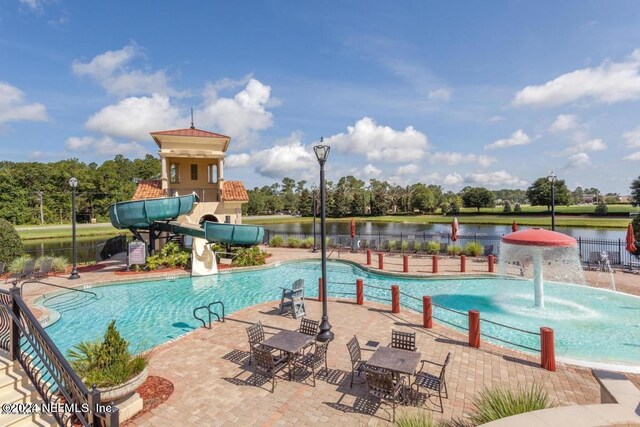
[168, 188, 219, 202]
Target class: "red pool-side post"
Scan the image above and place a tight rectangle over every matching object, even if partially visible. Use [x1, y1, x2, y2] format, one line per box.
[318, 278, 323, 302]
[488, 254, 495, 273]
[540, 327, 556, 371]
[423, 296, 432, 328]
[366, 249, 372, 265]
[403, 255, 409, 273]
[432, 255, 438, 273]
[356, 279, 364, 305]
[378, 252, 384, 270]
[461, 255, 466, 272]
[469, 310, 480, 348]
[391, 285, 400, 313]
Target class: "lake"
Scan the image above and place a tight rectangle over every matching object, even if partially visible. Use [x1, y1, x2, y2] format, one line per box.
[22, 235, 126, 264]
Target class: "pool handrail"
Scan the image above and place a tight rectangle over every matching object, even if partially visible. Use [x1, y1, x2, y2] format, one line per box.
[21, 279, 98, 300]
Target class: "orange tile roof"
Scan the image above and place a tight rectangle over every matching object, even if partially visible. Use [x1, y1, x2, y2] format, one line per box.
[150, 128, 230, 139]
[222, 181, 249, 201]
[132, 180, 164, 200]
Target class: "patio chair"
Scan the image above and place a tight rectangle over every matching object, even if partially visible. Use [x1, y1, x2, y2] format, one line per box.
[364, 367, 405, 423]
[406, 241, 417, 254]
[587, 251, 601, 271]
[607, 251, 621, 266]
[413, 352, 451, 413]
[252, 346, 289, 393]
[279, 279, 306, 319]
[391, 330, 416, 352]
[246, 321, 267, 365]
[346, 335, 368, 388]
[294, 340, 329, 387]
[32, 257, 53, 280]
[483, 245, 494, 256]
[369, 240, 378, 251]
[5, 259, 36, 283]
[380, 240, 390, 252]
[299, 318, 319, 336]
[418, 241, 430, 256]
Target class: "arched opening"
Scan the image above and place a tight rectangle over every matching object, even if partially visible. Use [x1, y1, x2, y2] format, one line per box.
[199, 214, 219, 225]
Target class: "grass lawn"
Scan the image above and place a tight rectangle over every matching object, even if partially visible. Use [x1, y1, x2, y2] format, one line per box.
[18, 225, 128, 240]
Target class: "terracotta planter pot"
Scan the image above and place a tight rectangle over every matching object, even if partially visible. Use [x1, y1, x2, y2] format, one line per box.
[98, 367, 148, 403]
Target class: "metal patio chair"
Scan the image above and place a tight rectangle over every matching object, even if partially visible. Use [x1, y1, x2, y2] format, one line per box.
[246, 321, 268, 365]
[413, 352, 451, 413]
[346, 335, 368, 388]
[252, 346, 289, 393]
[294, 340, 329, 387]
[391, 330, 416, 352]
[364, 367, 405, 423]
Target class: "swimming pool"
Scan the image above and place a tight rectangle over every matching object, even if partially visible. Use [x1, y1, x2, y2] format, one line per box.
[40, 260, 640, 368]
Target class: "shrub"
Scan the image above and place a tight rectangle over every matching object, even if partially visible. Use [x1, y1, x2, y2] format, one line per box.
[465, 241, 484, 256]
[300, 237, 314, 249]
[395, 411, 434, 427]
[427, 241, 440, 254]
[503, 201, 512, 213]
[0, 219, 23, 265]
[8, 255, 32, 273]
[146, 242, 190, 270]
[269, 235, 284, 247]
[447, 245, 462, 256]
[51, 256, 69, 273]
[232, 246, 267, 267]
[468, 384, 556, 425]
[450, 202, 461, 214]
[401, 241, 409, 252]
[67, 320, 148, 388]
[514, 203, 522, 212]
[287, 237, 301, 248]
[440, 202, 451, 215]
[594, 202, 608, 216]
[389, 240, 396, 251]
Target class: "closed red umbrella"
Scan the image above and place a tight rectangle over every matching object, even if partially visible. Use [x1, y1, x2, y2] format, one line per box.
[626, 223, 636, 253]
[512, 221, 518, 233]
[451, 217, 458, 242]
[350, 218, 356, 239]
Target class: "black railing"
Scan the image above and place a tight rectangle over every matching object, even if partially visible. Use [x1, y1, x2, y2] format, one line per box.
[0, 287, 118, 426]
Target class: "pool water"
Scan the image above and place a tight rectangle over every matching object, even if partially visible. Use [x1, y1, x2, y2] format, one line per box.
[40, 260, 640, 367]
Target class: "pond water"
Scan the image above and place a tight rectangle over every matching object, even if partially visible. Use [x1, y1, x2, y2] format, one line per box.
[22, 236, 124, 264]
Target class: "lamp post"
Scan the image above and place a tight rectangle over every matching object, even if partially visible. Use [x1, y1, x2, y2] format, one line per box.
[312, 185, 318, 253]
[68, 177, 80, 279]
[547, 171, 557, 231]
[314, 140, 333, 342]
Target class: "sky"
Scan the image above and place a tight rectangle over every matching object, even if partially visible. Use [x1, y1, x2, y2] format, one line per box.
[2, 1, 640, 194]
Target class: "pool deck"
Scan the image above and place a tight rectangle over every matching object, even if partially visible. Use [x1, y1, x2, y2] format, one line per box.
[3, 247, 640, 425]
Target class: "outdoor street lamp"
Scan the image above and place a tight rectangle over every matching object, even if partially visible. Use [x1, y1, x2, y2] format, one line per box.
[312, 185, 318, 253]
[314, 140, 333, 342]
[68, 177, 80, 280]
[547, 171, 557, 231]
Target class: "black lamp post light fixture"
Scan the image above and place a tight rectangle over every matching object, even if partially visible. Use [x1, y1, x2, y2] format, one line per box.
[68, 177, 80, 280]
[314, 139, 334, 342]
[547, 171, 557, 231]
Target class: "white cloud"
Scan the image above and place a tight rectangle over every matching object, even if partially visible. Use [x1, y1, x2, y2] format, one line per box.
[252, 141, 315, 179]
[567, 138, 606, 153]
[489, 115, 505, 123]
[19, 0, 42, 12]
[0, 82, 48, 125]
[72, 43, 174, 97]
[428, 88, 450, 101]
[428, 152, 496, 167]
[623, 126, 640, 148]
[225, 153, 251, 168]
[85, 94, 183, 141]
[199, 78, 274, 148]
[442, 173, 463, 186]
[325, 117, 430, 162]
[65, 136, 149, 158]
[484, 129, 531, 150]
[363, 163, 382, 177]
[464, 170, 527, 187]
[396, 164, 419, 175]
[549, 114, 578, 133]
[513, 49, 640, 107]
[564, 152, 591, 168]
[624, 152, 640, 161]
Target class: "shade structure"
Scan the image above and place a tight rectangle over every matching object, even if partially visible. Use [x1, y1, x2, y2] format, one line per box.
[350, 218, 356, 239]
[511, 221, 518, 233]
[451, 217, 458, 242]
[501, 228, 576, 247]
[626, 223, 636, 253]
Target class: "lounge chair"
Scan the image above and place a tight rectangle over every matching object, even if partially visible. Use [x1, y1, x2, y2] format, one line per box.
[391, 329, 416, 352]
[252, 346, 289, 393]
[279, 279, 305, 319]
[346, 335, 368, 388]
[364, 367, 405, 423]
[33, 258, 53, 280]
[412, 352, 450, 413]
[5, 259, 35, 283]
[294, 340, 329, 387]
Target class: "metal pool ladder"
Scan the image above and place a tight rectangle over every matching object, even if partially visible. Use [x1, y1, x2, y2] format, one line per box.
[193, 301, 225, 329]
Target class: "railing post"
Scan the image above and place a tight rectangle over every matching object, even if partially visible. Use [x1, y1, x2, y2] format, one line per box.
[378, 252, 384, 270]
[488, 254, 495, 273]
[460, 255, 466, 272]
[9, 286, 20, 361]
[318, 278, 323, 302]
[540, 327, 556, 371]
[469, 310, 480, 348]
[366, 249, 372, 265]
[403, 255, 409, 273]
[391, 285, 400, 313]
[432, 255, 438, 273]
[423, 296, 432, 328]
[356, 279, 364, 305]
[87, 386, 100, 426]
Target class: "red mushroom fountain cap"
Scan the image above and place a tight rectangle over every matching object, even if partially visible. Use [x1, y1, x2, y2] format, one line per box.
[501, 228, 577, 247]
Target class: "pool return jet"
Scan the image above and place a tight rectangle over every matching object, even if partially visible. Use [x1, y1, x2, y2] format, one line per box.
[108, 193, 264, 276]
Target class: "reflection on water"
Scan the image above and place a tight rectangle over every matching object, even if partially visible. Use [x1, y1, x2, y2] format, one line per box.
[22, 235, 125, 264]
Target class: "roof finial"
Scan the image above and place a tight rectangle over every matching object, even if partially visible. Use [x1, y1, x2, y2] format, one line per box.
[190, 107, 195, 129]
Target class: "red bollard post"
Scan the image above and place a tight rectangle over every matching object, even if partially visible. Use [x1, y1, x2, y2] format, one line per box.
[423, 296, 432, 328]
[461, 255, 466, 272]
[318, 278, 323, 302]
[540, 327, 556, 371]
[488, 254, 495, 273]
[469, 310, 480, 348]
[432, 255, 438, 273]
[378, 252, 384, 270]
[356, 279, 364, 305]
[403, 255, 409, 273]
[366, 249, 372, 265]
[391, 285, 400, 313]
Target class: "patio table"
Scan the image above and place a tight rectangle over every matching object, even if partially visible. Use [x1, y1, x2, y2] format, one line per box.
[262, 330, 315, 379]
[367, 346, 421, 403]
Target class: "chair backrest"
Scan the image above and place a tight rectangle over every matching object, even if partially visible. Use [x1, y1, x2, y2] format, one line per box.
[407, 241, 416, 252]
[589, 251, 600, 263]
[313, 341, 329, 363]
[39, 258, 53, 273]
[346, 335, 361, 364]
[607, 251, 621, 265]
[253, 346, 275, 371]
[246, 321, 265, 345]
[365, 367, 395, 395]
[292, 279, 304, 293]
[438, 352, 451, 382]
[483, 245, 494, 256]
[23, 259, 36, 274]
[299, 318, 319, 336]
[391, 329, 416, 351]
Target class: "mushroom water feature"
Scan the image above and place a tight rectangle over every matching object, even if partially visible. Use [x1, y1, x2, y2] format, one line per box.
[500, 228, 584, 308]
